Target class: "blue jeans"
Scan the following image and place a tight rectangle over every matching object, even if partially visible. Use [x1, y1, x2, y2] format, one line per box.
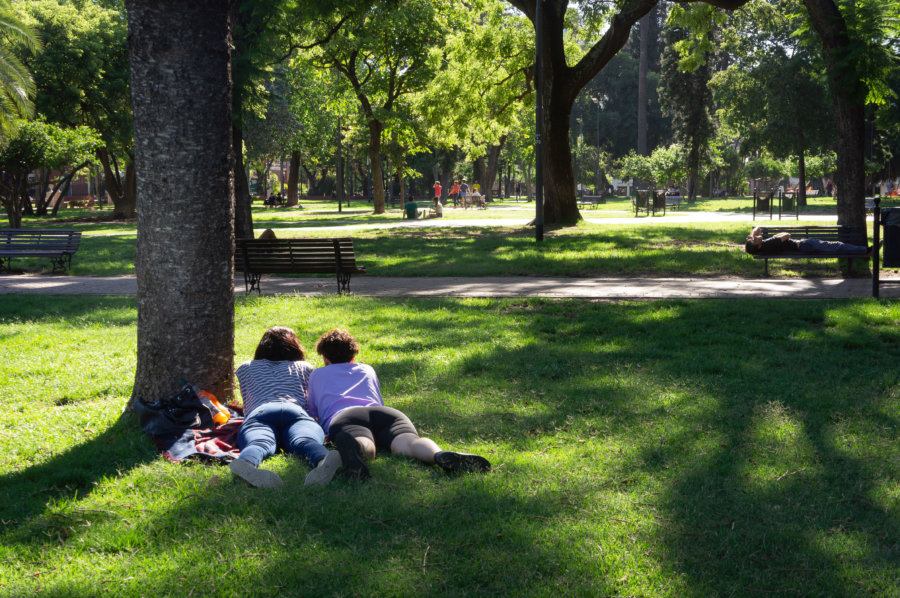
[237, 402, 328, 467]
[799, 239, 867, 254]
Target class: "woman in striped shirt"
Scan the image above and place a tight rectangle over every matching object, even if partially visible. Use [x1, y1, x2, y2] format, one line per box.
[229, 326, 341, 488]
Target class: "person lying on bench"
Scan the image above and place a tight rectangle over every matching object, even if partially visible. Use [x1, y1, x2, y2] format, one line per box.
[744, 227, 869, 255]
[306, 329, 491, 482]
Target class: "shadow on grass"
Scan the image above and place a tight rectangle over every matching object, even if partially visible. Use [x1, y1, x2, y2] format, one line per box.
[0, 416, 156, 541]
[3, 297, 898, 595]
[363, 298, 900, 595]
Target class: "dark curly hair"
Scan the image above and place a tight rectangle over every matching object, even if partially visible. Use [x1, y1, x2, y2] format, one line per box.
[254, 326, 306, 361]
[315, 329, 360, 364]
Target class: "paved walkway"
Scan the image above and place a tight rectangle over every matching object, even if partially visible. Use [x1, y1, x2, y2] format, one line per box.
[4, 209, 895, 299]
[2, 274, 896, 299]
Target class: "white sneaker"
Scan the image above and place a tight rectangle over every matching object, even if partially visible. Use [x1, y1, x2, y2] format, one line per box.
[229, 458, 283, 488]
[304, 450, 342, 486]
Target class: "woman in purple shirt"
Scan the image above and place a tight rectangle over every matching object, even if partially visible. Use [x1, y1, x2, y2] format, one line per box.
[307, 329, 491, 481]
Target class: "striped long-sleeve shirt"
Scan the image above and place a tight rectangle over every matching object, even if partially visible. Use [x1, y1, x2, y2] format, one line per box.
[235, 359, 315, 418]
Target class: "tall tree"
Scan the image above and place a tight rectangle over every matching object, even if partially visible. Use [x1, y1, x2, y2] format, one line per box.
[507, 0, 751, 226]
[658, 11, 716, 202]
[636, 9, 651, 156]
[711, 1, 834, 206]
[0, 120, 100, 227]
[801, 0, 899, 227]
[309, 0, 451, 214]
[21, 0, 136, 218]
[420, 0, 533, 202]
[126, 0, 235, 404]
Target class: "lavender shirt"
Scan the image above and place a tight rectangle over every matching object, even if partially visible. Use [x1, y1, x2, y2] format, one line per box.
[306, 362, 383, 434]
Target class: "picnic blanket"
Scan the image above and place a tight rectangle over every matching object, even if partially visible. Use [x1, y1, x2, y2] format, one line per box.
[153, 417, 244, 464]
[135, 382, 243, 464]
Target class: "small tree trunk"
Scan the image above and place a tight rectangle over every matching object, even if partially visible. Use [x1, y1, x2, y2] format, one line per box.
[232, 123, 253, 239]
[637, 11, 650, 156]
[369, 120, 386, 213]
[797, 150, 807, 207]
[484, 140, 504, 202]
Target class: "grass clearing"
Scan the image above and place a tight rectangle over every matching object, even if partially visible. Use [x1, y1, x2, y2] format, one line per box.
[4, 212, 868, 278]
[1, 295, 898, 596]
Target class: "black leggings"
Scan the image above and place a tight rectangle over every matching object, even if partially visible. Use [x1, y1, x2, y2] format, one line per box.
[329, 406, 418, 450]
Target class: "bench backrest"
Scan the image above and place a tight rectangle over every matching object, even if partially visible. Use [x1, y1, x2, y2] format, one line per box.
[759, 226, 867, 246]
[235, 238, 361, 273]
[0, 229, 81, 252]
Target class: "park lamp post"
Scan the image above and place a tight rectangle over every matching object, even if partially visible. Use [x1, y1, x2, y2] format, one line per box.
[534, 0, 544, 242]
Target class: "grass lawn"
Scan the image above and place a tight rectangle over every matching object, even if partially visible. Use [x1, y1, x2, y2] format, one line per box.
[4, 204, 874, 278]
[1, 295, 898, 596]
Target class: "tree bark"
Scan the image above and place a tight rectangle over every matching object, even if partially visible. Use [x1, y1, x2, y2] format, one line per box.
[797, 149, 807, 207]
[484, 140, 505, 202]
[637, 11, 650, 156]
[126, 0, 235, 405]
[368, 120, 386, 213]
[232, 122, 254, 239]
[286, 150, 300, 206]
[802, 0, 865, 227]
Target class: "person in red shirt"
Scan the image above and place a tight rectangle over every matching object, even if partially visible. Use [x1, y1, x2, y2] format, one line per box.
[433, 180, 442, 200]
[449, 180, 461, 207]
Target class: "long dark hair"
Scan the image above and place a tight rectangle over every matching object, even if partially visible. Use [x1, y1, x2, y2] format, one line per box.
[254, 326, 306, 361]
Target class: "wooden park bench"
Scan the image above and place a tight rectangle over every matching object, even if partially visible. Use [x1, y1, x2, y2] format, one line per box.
[0, 228, 82, 273]
[235, 237, 366, 295]
[751, 225, 869, 276]
[577, 195, 605, 209]
[664, 194, 682, 210]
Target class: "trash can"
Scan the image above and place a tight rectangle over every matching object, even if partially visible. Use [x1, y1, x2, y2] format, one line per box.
[881, 208, 900, 267]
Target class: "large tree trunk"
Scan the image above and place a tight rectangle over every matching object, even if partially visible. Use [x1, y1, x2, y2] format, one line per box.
[232, 122, 254, 239]
[127, 0, 235, 405]
[542, 92, 581, 224]
[797, 149, 807, 207]
[802, 0, 865, 228]
[369, 120, 386, 213]
[286, 150, 300, 206]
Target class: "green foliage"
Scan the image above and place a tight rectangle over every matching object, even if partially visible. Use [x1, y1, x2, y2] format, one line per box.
[795, 0, 900, 105]
[0, 119, 100, 173]
[0, 0, 40, 135]
[744, 153, 789, 181]
[615, 144, 688, 189]
[804, 151, 837, 179]
[420, 0, 532, 157]
[20, 0, 131, 154]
